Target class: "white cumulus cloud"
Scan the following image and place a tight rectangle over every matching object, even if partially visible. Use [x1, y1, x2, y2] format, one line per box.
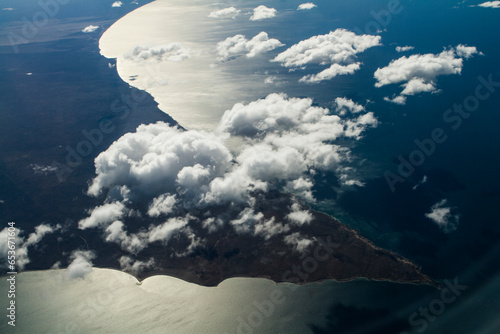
[250, 5, 277, 21]
[273, 29, 381, 83]
[476, 1, 500, 8]
[254, 217, 290, 240]
[78, 202, 127, 229]
[425, 199, 460, 233]
[284, 232, 315, 253]
[298, 3, 317, 10]
[112, 1, 123, 8]
[125, 43, 189, 63]
[286, 203, 313, 226]
[216, 32, 284, 61]
[67, 250, 95, 279]
[208, 7, 240, 19]
[375, 45, 481, 104]
[300, 63, 361, 83]
[147, 194, 176, 217]
[82, 25, 99, 33]
[334, 97, 365, 115]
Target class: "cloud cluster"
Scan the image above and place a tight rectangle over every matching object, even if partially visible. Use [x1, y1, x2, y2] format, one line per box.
[124, 43, 190, 63]
[425, 199, 460, 233]
[216, 32, 283, 61]
[273, 29, 381, 83]
[81, 94, 377, 260]
[82, 25, 99, 33]
[298, 3, 317, 10]
[375, 45, 481, 104]
[208, 7, 240, 19]
[67, 250, 95, 279]
[112, 1, 123, 8]
[250, 5, 277, 21]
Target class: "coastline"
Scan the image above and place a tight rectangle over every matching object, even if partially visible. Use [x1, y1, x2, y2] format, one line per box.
[0, 267, 438, 334]
[91, 0, 436, 289]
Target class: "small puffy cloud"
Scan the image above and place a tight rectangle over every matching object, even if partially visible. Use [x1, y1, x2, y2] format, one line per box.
[396, 46, 414, 52]
[273, 29, 381, 83]
[425, 199, 460, 233]
[230, 208, 264, 234]
[78, 202, 127, 229]
[375, 45, 481, 104]
[202, 217, 224, 233]
[400, 78, 437, 96]
[104, 221, 148, 254]
[284, 232, 315, 253]
[67, 251, 95, 279]
[216, 32, 283, 61]
[125, 43, 189, 63]
[476, 1, 500, 8]
[455, 44, 481, 59]
[119, 256, 154, 274]
[286, 203, 313, 226]
[264, 76, 278, 84]
[111, 1, 123, 7]
[254, 217, 290, 240]
[147, 194, 176, 217]
[334, 97, 365, 115]
[148, 217, 189, 244]
[298, 3, 317, 10]
[384, 95, 407, 105]
[208, 7, 240, 19]
[285, 177, 314, 202]
[82, 25, 99, 33]
[343, 179, 365, 187]
[250, 5, 277, 21]
[300, 63, 361, 84]
[24, 224, 61, 247]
